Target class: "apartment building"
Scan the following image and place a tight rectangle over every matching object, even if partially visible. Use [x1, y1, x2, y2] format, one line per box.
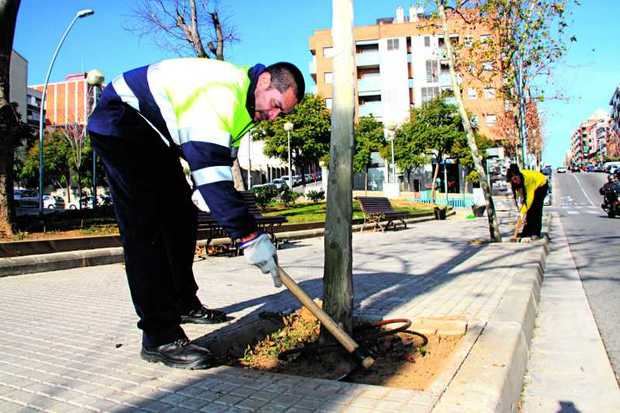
[569, 110, 612, 167]
[609, 86, 620, 158]
[26, 87, 43, 130]
[309, 5, 507, 141]
[9, 51, 27, 122]
[30, 72, 92, 127]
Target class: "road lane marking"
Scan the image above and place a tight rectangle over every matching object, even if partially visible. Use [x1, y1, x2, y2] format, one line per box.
[567, 210, 579, 215]
[572, 174, 595, 207]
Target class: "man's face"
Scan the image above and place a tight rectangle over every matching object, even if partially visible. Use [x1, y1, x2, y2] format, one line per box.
[511, 175, 522, 186]
[254, 72, 298, 121]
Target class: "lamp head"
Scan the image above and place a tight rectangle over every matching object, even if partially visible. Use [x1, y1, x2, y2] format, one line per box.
[77, 9, 95, 18]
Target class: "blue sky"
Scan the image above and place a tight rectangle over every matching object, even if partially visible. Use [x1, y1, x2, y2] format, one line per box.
[13, 1, 619, 167]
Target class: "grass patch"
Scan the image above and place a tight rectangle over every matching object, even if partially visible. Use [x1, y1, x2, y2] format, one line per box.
[264, 200, 432, 224]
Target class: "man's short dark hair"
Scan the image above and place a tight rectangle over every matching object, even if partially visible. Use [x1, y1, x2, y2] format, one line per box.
[265, 62, 305, 103]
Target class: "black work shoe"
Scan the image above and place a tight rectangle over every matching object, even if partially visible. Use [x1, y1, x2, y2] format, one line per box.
[180, 305, 228, 324]
[141, 338, 214, 369]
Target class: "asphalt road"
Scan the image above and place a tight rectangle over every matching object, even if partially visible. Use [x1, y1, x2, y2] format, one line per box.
[549, 171, 620, 381]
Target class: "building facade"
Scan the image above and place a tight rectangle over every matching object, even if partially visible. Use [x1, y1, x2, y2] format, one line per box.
[9, 50, 27, 122]
[608, 86, 620, 158]
[568, 110, 613, 167]
[25, 87, 43, 130]
[309, 5, 508, 141]
[30, 73, 91, 127]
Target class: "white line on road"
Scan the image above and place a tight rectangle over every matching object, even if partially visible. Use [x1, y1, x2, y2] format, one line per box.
[567, 210, 579, 215]
[572, 174, 595, 207]
[587, 210, 600, 215]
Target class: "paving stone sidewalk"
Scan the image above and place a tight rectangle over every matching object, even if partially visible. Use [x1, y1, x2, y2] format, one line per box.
[0, 215, 542, 413]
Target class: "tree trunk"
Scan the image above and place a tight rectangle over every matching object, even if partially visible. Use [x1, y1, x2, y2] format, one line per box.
[232, 158, 246, 191]
[431, 158, 440, 204]
[323, 0, 355, 337]
[437, 2, 501, 241]
[0, 0, 21, 237]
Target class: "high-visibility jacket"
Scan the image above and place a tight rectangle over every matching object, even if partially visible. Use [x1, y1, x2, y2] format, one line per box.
[87, 58, 263, 238]
[520, 169, 548, 215]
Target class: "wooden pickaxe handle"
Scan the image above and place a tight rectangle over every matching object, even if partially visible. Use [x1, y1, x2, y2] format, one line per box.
[276, 266, 375, 369]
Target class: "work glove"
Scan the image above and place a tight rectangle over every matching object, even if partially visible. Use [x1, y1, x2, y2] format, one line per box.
[241, 233, 282, 288]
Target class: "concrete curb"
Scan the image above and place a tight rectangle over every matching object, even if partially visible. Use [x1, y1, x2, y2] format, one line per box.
[0, 212, 453, 278]
[433, 217, 551, 412]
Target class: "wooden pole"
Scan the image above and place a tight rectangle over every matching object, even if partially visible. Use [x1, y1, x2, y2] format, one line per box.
[323, 0, 356, 334]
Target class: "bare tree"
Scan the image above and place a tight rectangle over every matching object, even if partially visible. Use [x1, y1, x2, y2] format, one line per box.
[62, 123, 87, 205]
[435, 1, 502, 241]
[126, 0, 238, 59]
[127, 0, 247, 189]
[0, 0, 21, 237]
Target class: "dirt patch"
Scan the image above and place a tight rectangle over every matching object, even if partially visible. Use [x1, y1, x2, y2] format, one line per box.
[227, 305, 463, 390]
[3, 226, 119, 242]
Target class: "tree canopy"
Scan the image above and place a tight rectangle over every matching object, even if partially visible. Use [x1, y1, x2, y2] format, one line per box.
[251, 94, 331, 175]
[353, 115, 385, 174]
[391, 98, 467, 173]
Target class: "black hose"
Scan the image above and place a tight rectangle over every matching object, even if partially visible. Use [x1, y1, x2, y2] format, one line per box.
[278, 318, 428, 362]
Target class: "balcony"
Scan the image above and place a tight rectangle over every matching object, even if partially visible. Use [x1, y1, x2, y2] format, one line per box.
[358, 76, 381, 94]
[356, 51, 380, 68]
[359, 101, 382, 118]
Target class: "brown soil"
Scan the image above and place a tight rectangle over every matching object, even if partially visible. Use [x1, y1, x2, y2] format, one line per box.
[229, 305, 463, 390]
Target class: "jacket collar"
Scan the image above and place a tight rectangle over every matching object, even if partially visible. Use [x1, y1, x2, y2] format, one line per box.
[245, 64, 266, 119]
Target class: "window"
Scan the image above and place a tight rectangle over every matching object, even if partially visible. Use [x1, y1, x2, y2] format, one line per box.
[480, 34, 492, 43]
[426, 60, 439, 83]
[387, 38, 400, 50]
[424, 36, 431, 47]
[483, 88, 496, 99]
[324, 72, 333, 84]
[438, 37, 445, 48]
[485, 114, 497, 126]
[323, 47, 334, 58]
[482, 61, 494, 71]
[325, 98, 333, 109]
[421, 87, 440, 104]
[464, 36, 473, 47]
[467, 88, 477, 99]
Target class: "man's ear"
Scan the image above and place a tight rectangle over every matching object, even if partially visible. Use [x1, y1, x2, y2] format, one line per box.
[256, 72, 272, 90]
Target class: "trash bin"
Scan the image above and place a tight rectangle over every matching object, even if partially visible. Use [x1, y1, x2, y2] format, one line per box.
[434, 206, 447, 220]
[472, 205, 486, 217]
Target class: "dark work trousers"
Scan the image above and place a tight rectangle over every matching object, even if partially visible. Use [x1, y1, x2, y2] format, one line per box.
[91, 112, 201, 347]
[520, 184, 548, 238]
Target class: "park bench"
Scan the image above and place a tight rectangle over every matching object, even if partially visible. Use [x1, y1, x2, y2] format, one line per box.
[197, 191, 287, 255]
[356, 196, 410, 232]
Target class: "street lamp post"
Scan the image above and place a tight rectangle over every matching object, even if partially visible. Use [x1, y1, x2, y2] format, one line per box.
[38, 9, 94, 214]
[283, 121, 294, 189]
[86, 69, 104, 208]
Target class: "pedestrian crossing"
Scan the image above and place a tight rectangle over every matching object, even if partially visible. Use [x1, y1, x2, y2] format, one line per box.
[547, 205, 603, 216]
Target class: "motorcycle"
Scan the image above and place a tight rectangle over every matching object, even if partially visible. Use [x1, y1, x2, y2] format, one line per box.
[599, 179, 620, 218]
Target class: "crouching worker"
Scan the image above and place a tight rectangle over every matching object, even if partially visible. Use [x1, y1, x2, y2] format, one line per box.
[86, 58, 304, 369]
[506, 163, 548, 240]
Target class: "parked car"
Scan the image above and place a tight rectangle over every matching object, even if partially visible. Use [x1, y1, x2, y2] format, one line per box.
[541, 165, 553, 176]
[270, 178, 289, 190]
[556, 167, 567, 173]
[43, 195, 65, 209]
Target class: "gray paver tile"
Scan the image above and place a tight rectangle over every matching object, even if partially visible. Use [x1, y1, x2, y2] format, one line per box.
[199, 403, 230, 413]
[213, 394, 244, 407]
[179, 396, 211, 410]
[0, 399, 29, 413]
[235, 397, 269, 411]
[140, 399, 176, 412]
